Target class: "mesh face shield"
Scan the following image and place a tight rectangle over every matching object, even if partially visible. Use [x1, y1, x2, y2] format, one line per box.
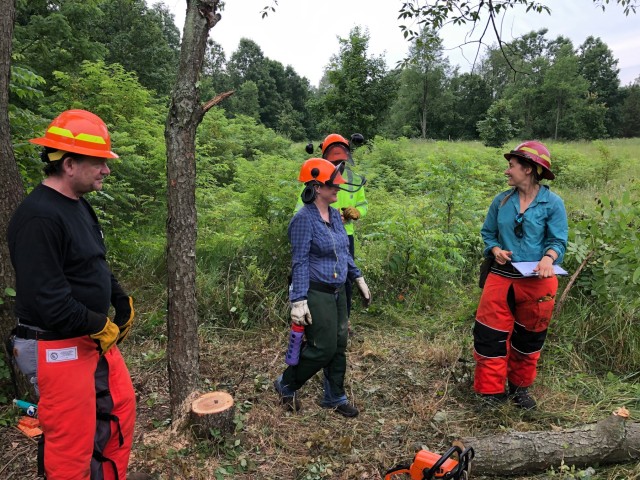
[323, 143, 354, 165]
[326, 161, 366, 192]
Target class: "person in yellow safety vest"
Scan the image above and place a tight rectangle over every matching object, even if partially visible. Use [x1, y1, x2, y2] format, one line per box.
[297, 133, 368, 319]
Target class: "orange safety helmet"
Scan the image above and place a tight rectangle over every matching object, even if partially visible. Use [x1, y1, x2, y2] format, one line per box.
[29, 109, 118, 159]
[321, 133, 351, 163]
[298, 158, 346, 185]
[504, 140, 554, 180]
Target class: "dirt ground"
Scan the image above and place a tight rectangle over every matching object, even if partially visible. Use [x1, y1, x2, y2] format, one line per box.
[1, 324, 636, 479]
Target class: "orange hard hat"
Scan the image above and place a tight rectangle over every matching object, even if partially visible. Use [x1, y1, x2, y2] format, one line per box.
[298, 158, 346, 186]
[320, 133, 351, 162]
[29, 109, 118, 159]
[505, 140, 553, 180]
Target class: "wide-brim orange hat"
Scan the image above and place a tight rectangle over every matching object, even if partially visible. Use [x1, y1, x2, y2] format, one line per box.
[29, 109, 118, 159]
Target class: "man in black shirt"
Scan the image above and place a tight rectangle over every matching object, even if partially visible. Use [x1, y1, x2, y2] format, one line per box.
[8, 109, 136, 480]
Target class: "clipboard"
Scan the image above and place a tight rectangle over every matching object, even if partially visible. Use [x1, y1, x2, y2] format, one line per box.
[512, 261, 568, 276]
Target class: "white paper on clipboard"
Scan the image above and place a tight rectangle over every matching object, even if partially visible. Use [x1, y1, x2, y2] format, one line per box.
[511, 262, 568, 276]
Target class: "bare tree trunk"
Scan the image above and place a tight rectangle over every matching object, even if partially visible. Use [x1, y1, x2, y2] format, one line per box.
[420, 70, 428, 139]
[0, 0, 28, 398]
[554, 98, 560, 140]
[165, 0, 221, 418]
[462, 414, 640, 476]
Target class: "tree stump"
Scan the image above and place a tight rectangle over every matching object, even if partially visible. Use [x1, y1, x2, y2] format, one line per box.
[189, 391, 235, 439]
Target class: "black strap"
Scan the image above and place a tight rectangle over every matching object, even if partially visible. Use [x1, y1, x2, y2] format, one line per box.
[96, 389, 111, 399]
[37, 434, 45, 477]
[15, 325, 68, 341]
[97, 412, 124, 447]
[92, 449, 120, 480]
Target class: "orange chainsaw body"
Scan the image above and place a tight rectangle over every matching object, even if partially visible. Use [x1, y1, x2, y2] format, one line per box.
[385, 446, 474, 480]
[17, 415, 43, 438]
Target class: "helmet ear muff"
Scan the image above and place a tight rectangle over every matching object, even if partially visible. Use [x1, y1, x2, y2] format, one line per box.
[301, 183, 317, 204]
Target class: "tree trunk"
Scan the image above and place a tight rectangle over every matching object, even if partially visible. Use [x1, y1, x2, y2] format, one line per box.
[165, 0, 221, 419]
[420, 69, 428, 139]
[461, 414, 640, 476]
[554, 97, 560, 140]
[0, 0, 28, 398]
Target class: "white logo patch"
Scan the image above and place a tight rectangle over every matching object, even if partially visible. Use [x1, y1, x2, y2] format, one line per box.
[46, 347, 78, 363]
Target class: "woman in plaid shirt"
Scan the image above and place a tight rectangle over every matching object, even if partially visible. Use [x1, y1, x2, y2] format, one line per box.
[274, 158, 371, 418]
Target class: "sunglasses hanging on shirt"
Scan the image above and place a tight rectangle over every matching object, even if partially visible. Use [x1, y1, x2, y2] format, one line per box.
[514, 213, 524, 238]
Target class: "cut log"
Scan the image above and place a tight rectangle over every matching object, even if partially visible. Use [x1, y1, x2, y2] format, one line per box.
[461, 412, 640, 476]
[189, 391, 235, 439]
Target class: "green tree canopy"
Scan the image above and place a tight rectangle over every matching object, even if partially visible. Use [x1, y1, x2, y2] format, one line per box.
[319, 26, 395, 139]
[93, 0, 180, 96]
[384, 28, 453, 139]
[13, 0, 107, 93]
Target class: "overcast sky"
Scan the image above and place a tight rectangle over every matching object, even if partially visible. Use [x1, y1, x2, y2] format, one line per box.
[155, 0, 640, 87]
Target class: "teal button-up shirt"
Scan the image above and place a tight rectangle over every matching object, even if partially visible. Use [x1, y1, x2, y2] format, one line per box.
[481, 185, 568, 264]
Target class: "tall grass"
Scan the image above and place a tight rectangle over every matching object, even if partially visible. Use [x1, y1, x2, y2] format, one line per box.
[115, 137, 640, 375]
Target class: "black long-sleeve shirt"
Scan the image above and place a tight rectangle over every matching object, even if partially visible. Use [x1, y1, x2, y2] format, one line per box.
[7, 183, 126, 335]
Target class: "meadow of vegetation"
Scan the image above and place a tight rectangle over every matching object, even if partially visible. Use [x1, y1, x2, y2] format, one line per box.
[5, 134, 638, 479]
[2, 2, 640, 478]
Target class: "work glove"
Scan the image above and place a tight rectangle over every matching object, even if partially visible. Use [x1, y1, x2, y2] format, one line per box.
[291, 300, 312, 326]
[354, 277, 372, 307]
[90, 318, 120, 355]
[342, 207, 361, 221]
[114, 296, 135, 344]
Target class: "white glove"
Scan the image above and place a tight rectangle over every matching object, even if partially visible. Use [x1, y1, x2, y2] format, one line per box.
[354, 277, 371, 307]
[291, 300, 312, 325]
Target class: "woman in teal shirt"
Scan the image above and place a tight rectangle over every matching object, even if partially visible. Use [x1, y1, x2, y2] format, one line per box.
[474, 141, 568, 410]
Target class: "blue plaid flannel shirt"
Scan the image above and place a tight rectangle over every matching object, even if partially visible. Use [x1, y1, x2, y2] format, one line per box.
[288, 203, 361, 302]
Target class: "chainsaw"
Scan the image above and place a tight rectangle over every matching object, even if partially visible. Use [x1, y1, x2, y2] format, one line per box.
[13, 399, 43, 439]
[385, 445, 475, 480]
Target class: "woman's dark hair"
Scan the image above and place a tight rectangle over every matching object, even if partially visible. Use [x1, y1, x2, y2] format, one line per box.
[513, 156, 541, 182]
[499, 156, 541, 207]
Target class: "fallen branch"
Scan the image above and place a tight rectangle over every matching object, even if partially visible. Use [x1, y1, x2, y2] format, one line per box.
[555, 250, 594, 315]
[461, 411, 640, 476]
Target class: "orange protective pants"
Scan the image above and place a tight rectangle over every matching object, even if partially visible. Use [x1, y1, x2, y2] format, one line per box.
[473, 273, 557, 395]
[37, 336, 135, 479]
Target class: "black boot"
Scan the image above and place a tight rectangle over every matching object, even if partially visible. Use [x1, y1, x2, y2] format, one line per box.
[509, 383, 537, 410]
[274, 379, 301, 412]
[477, 392, 508, 409]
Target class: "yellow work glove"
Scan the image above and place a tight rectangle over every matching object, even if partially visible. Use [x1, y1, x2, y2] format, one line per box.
[90, 318, 120, 355]
[114, 296, 135, 344]
[354, 277, 372, 307]
[342, 207, 361, 221]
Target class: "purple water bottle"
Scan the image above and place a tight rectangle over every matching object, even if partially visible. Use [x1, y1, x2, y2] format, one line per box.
[285, 324, 305, 366]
